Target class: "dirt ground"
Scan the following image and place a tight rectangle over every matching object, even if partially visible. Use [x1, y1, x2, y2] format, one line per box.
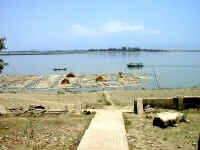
[0, 88, 200, 112]
[0, 75, 41, 88]
[124, 110, 200, 150]
[0, 113, 94, 150]
[107, 88, 200, 106]
[0, 91, 109, 113]
[0, 88, 200, 150]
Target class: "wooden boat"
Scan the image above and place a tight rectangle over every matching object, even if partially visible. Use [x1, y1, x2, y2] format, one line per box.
[53, 68, 67, 71]
[127, 62, 144, 68]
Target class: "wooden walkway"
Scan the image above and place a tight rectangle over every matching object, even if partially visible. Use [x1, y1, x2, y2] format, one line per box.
[77, 109, 129, 150]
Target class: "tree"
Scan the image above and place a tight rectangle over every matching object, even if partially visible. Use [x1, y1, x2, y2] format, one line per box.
[0, 37, 6, 50]
[0, 37, 6, 73]
[121, 46, 127, 51]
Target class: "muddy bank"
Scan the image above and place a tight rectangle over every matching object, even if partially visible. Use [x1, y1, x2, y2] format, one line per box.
[0, 73, 149, 92]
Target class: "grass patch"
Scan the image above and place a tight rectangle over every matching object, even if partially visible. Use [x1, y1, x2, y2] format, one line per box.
[57, 90, 65, 95]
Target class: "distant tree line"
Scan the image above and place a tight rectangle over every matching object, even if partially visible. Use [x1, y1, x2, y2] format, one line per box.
[87, 46, 164, 52]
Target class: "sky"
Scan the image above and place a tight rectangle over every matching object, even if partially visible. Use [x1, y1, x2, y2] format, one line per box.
[0, 0, 200, 51]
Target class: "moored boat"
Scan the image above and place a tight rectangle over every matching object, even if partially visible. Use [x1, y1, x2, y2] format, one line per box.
[53, 68, 67, 71]
[127, 62, 144, 68]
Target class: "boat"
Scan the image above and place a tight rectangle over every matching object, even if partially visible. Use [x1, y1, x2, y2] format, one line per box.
[53, 68, 67, 71]
[127, 62, 144, 68]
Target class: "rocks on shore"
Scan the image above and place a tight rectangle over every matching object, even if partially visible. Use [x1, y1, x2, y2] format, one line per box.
[61, 78, 70, 84]
[144, 105, 156, 113]
[153, 112, 184, 128]
[8, 106, 25, 114]
[96, 76, 105, 82]
[82, 110, 92, 115]
[4, 105, 47, 115]
[28, 105, 46, 113]
[118, 72, 123, 78]
[66, 72, 76, 78]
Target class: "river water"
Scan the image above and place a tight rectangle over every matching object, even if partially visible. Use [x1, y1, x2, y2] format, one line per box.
[1, 51, 200, 89]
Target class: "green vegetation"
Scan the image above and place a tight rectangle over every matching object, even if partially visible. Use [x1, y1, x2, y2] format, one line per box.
[0, 38, 6, 50]
[88, 46, 165, 52]
[0, 37, 6, 73]
[57, 90, 65, 95]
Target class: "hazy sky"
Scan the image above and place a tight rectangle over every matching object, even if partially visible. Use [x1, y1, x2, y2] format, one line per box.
[0, 0, 200, 50]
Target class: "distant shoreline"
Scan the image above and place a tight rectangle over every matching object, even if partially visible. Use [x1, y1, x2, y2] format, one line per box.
[0, 49, 200, 56]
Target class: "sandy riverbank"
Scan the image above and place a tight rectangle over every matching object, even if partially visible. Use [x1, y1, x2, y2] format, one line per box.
[0, 84, 200, 149]
[0, 88, 200, 112]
